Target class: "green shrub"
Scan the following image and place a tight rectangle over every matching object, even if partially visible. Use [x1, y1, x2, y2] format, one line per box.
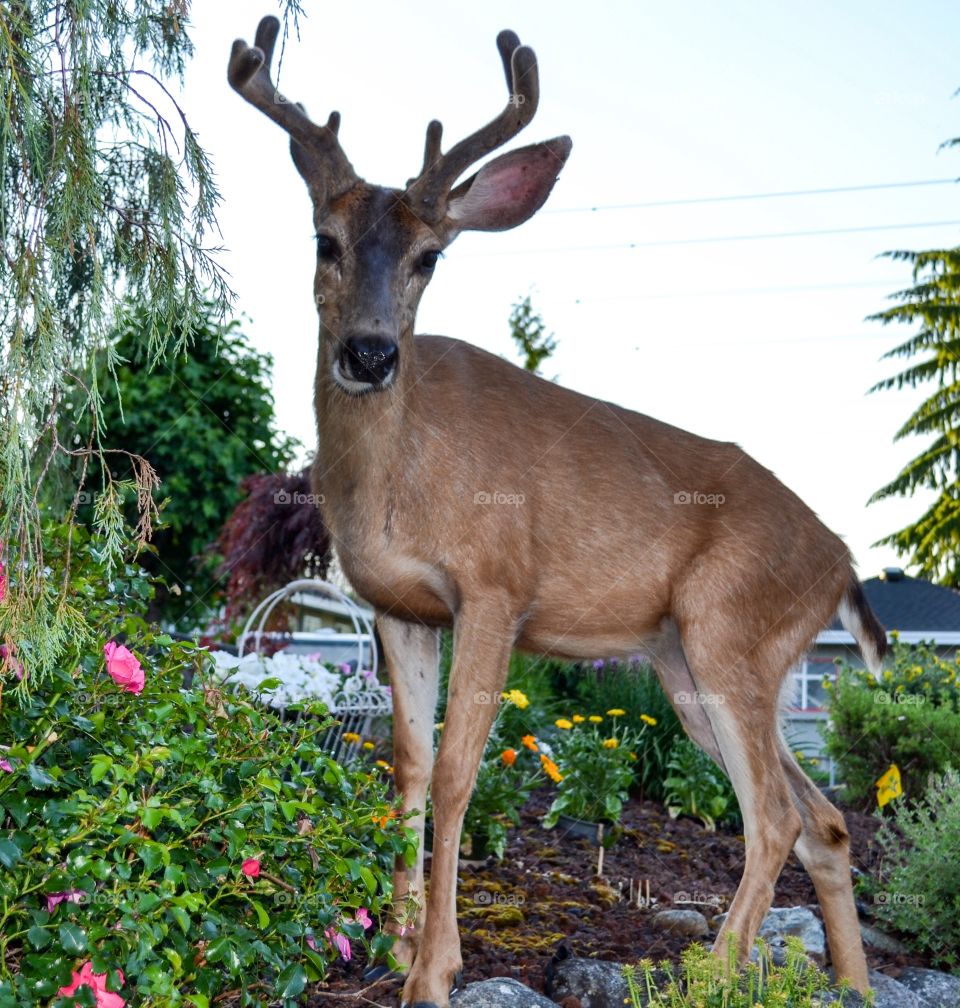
[562, 659, 683, 801]
[663, 737, 740, 831]
[541, 711, 649, 828]
[866, 767, 960, 970]
[823, 640, 960, 808]
[0, 525, 412, 1007]
[624, 937, 856, 1006]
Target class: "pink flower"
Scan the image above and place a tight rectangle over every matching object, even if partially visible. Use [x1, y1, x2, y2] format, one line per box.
[305, 934, 318, 952]
[103, 642, 144, 694]
[58, 961, 125, 1008]
[241, 858, 261, 878]
[0, 644, 23, 680]
[46, 890, 85, 913]
[325, 927, 352, 961]
[0, 759, 12, 773]
[0, 561, 6, 603]
[354, 907, 373, 931]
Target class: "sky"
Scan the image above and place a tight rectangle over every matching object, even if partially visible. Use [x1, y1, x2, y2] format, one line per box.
[175, 0, 959, 581]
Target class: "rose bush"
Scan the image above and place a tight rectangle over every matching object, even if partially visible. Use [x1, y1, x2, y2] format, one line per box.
[0, 525, 412, 1007]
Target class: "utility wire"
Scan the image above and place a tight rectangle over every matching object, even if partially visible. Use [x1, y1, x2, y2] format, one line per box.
[544, 178, 958, 214]
[462, 219, 960, 257]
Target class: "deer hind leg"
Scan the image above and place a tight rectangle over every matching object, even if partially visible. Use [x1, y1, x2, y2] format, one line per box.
[401, 600, 515, 1008]
[373, 613, 440, 976]
[778, 743, 869, 992]
[679, 631, 803, 966]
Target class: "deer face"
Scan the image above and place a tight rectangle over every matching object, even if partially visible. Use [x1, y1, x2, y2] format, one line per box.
[310, 184, 443, 394]
[229, 16, 571, 396]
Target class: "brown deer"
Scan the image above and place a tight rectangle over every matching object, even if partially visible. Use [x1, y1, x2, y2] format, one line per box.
[228, 17, 882, 1007]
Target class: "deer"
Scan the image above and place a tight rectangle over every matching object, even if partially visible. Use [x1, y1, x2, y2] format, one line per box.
[228, 16, 883, 1007]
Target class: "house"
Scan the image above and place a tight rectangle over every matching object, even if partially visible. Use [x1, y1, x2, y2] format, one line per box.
[783, 567, 960, 774]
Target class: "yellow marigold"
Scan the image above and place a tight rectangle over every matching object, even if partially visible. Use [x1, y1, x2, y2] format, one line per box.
[640, 714, 657, 726]
[602, 738, 619, 749]
[342, 732, 361, 744]
[555, 718, 573, 730]
[606, 708, 626, 717]
[375, 759, 390, 769]
[501, 689, 529, 709]
[588, 715, 603, 723]
[540, 754, 563, 783]
[521, 734, 539, 752]
[362, 741, 375, 751]
[572, 715, 586, 723]
[501, 748, 517, 767]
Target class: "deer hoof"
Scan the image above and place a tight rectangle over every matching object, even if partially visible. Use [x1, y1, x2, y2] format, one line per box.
[400, 971, 463, 1008]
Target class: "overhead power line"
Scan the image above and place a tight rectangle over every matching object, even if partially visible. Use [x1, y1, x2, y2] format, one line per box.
[545, 178, 958, 214]
[463, 219, 960, 257]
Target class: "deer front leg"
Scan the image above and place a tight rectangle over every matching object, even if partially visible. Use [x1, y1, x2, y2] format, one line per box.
[374, 614, 440, 975]
[401, 602, 515, 1008]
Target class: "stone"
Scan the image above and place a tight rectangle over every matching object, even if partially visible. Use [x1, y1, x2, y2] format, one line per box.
[652, 908, 710, 937]
[451, 977, 558, 1007]
[821, 970, 922, 1008]
[716, 905, 826, 965]
[544, 951, 661, 1008]
[859, 921, 910, 956]
[896, 967, 960, 1008]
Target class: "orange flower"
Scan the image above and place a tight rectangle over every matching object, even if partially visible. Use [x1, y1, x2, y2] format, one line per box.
[521, 734, 539, 753]
[540, 754, 563, 783]
[501, 748, 517, 766]
[372, 809, 398, 830]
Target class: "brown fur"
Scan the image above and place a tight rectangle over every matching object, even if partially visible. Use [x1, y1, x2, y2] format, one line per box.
[229, 19, 879, 1006]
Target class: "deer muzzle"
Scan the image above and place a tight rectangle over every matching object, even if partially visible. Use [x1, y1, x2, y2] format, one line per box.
[339, 334, 399, 387]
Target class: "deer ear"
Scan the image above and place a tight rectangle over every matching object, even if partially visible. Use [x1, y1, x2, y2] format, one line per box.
[445, 136, 571, 232]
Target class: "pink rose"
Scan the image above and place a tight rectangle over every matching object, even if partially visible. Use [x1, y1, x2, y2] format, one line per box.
[305, 934, 318, 952]
[354, 907, 373, 930]
[325, 927, 352, 961]
[46, 889, 85, 913]
[0, 759, 12, 773]
[58, 961, 125, 1008]
[103, 642, 144, 694]
[241, 858, 261, 878]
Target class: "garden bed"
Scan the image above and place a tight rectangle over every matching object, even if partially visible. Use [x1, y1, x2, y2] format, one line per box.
[313, 787, 931, 1003]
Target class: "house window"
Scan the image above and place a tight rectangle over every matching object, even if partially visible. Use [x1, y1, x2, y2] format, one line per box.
[789, 658, 837, 713]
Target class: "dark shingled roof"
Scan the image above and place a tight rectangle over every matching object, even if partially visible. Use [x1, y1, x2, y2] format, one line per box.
[830, 570, 960, 633]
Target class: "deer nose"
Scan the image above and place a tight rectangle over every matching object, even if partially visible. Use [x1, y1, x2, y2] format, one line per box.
[340, 335, 398, 385]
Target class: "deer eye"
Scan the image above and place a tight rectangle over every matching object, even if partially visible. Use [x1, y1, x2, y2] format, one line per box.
[315, 233, 339, 260]
[419, 249, 441, 274]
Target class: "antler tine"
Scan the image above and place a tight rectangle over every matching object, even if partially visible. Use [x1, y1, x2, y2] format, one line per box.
[228, 16, 355, 181]
[407, 31, 540, 218]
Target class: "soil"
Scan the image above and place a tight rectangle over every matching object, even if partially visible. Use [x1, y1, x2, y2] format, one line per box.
[312, 788, 930, 1005]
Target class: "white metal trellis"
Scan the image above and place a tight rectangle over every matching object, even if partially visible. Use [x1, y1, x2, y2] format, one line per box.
[237, 579, 391, 762]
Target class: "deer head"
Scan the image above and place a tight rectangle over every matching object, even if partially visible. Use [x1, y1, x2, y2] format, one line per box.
[228, 16, 571, 395]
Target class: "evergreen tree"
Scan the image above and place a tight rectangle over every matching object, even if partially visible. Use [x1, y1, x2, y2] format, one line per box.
[869, 245, 960, 588]
[0, 2, 300, 678]
[509, 294, 558, 375]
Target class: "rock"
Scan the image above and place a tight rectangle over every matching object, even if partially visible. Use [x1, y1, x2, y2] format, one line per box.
[716, 905, 826, 965]
[652, 908, 710, 937]
[544, 951, 659, 1008]
[897, 967, 960, 1008]
[451, 977, 558, 1007]
[859, 921, 910, 956]
[821, 970, 921, 1008]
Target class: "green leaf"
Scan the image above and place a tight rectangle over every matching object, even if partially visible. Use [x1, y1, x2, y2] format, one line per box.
[358, 866, 377, 896]
[0, 839, 21, 870]
[27, 764, 57, 789]
[90, 754, 113, 784]
[275, 963, 307, 998]
[26, 926, 51, 950]
[58, 922, 88, 953]
[248, 898, 270, 929]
